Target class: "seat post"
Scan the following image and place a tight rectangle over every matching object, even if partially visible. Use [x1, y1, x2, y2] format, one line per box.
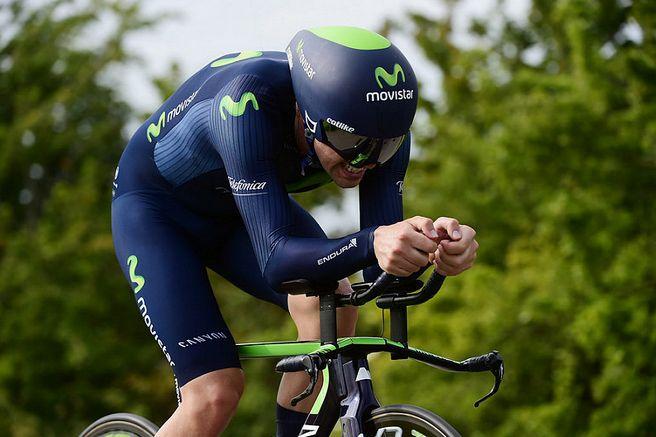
[319, 293, 337, 345]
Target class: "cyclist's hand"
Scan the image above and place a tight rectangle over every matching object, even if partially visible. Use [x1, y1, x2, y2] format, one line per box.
[373, 216, 439, 276]
[429, 217, 478, 276]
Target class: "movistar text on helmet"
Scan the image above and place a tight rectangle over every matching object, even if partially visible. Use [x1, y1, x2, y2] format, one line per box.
[326, 118, 355, 133]
[295, 39, 316, 80]
[366, 89, 414, 102]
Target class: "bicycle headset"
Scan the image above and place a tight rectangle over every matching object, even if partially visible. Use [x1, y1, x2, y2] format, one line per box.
[287, 26, 418, 169]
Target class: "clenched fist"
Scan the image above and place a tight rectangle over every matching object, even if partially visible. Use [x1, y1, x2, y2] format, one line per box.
[373, 216, 439, 276]
[429, 217, 478, 276]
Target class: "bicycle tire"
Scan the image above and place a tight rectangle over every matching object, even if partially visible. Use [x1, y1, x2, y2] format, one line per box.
[364, 404, 461, 437]
[79, 413, 159, 437]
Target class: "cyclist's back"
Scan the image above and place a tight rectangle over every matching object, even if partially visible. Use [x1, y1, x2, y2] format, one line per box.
[114, 51, 302, 217]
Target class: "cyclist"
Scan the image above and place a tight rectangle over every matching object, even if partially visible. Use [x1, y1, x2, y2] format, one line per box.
[111, 26, 479, 436]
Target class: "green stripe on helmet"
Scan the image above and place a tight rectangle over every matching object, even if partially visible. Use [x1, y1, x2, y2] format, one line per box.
[309, 26, 391, 50]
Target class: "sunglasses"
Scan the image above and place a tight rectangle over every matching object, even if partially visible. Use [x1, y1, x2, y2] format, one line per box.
[319, 120, 406, 168]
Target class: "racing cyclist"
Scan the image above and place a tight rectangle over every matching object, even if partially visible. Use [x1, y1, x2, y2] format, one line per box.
[111, 26, 479, 436]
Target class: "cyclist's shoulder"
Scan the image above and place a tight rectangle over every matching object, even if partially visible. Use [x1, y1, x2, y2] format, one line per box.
[135, 51, 292, 141]
[202, 51, 292, 97]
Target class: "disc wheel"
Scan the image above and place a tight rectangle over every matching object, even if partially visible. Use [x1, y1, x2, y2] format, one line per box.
[364, 404, 461, 437]
[79, 413, 159, 437]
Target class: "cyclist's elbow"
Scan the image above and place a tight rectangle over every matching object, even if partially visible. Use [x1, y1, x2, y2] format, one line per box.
[262, 261, 285, 292]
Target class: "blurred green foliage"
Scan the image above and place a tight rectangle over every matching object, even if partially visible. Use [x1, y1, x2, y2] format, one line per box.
[376, 0, 655, 436]
[0, 0, 654, 436]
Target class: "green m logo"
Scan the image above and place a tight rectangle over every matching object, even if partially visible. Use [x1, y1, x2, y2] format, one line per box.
[375, 63, 405, 89]
[211, 51, 262, 68]
[296, 39, 304, 53]
[219, 92, 259, 120]
[127, 255, 145, 294]
[146, 111, 166, 143]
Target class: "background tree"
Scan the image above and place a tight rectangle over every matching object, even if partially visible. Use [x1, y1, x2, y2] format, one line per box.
[0, 1, 177, 434]
[371, 0, 655, 435]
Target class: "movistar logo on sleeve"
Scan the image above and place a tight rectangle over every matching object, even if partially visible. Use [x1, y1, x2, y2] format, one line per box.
[146, 111, 166, 143]
[127, 255, 145, 294]
[219, 92, 259, 120]
[375, 63, 405, 88]
[211, 51, 262, 68]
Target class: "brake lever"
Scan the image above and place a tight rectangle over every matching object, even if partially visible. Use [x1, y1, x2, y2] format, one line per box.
[290, 355, 326, 407]
[473, 351, 504, 407]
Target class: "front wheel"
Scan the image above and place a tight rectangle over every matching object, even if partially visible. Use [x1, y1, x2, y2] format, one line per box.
[364, 404, 461, 437]
[79, 413, 159, 437]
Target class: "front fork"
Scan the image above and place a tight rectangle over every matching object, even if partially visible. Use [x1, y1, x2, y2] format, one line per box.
[300, 356, 379, 437]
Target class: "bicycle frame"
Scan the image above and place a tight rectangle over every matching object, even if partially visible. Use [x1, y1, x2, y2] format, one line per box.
[238, 336, 490, 437]
[236, 272, 504, 436]
[239, 338, 384, 437]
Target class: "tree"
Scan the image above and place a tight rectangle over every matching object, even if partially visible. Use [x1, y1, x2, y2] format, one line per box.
[0, 1, 177, 434]
[374, 0, 656, 435]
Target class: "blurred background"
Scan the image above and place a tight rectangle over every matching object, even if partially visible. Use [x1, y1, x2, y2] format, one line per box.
[1, 0, 655, 435]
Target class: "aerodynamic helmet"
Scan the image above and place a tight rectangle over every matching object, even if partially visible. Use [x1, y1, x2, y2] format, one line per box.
[287, 26, 418, 168]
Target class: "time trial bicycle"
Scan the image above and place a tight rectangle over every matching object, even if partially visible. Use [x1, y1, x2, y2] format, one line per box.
[81, 269, 504, 436]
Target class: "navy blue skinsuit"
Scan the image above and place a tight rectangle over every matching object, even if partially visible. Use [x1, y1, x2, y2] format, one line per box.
[111, 51, 410, 399]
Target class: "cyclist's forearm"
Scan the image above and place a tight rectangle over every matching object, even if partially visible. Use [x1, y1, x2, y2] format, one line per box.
[263, 227, 377, 290]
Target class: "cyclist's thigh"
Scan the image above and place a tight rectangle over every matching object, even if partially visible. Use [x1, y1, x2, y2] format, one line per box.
[209, 197, 326, 310]
[111, 192, 240, 396]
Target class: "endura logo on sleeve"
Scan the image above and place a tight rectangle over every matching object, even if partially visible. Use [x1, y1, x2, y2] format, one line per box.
[396, 180, 404, 195]
[146, 89, 199, 142]
[210, 51, 262, 68]
[228, 176, 268, 196]
[219, 92, 259, 120]
[317, 238, 358, 265]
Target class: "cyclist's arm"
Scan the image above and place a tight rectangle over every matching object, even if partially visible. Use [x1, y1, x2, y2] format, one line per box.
[210, 75, 376, 290]
[359, 134, 412, 281]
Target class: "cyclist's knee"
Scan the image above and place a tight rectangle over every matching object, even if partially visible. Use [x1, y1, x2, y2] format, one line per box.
[180, 368, 244, 425]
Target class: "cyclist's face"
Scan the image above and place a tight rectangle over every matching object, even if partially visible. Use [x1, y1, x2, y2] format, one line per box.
[314, 139, 376, 188]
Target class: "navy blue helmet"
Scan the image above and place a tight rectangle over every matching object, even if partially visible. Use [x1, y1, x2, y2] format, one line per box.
[287, 26, 418, 168]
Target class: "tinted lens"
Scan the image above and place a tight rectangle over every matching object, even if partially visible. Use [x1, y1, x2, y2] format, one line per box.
[322, 120, 370, 154]
[322, 120, 406, 166]
[376, 134, 406, 164]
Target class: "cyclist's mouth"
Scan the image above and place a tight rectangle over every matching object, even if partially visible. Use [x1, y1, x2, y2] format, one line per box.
[345, 163, 366, 175]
